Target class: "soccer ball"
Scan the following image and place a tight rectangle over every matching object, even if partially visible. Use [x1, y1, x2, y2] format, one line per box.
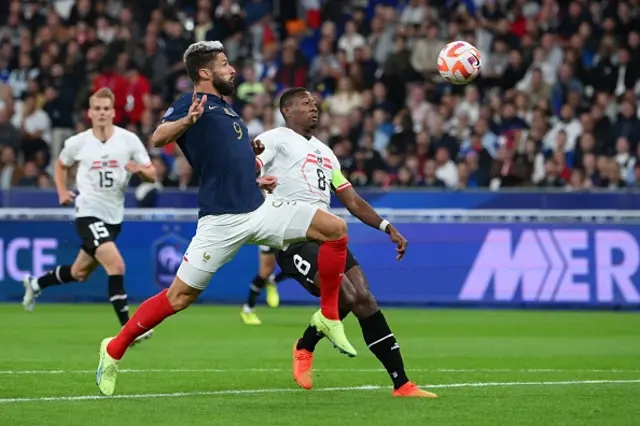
[437, 41, 481, 85]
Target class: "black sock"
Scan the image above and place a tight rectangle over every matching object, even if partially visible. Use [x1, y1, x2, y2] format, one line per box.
[108, 275, 129, 326]
[37, 265, 75, 290]
[359, 310, 408, 389]
[297, 310, 350, 352]
[246, 275, 266, 308]
[273, 271, 287, 284]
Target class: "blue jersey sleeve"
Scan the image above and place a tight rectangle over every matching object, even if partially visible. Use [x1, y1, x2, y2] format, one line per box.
[161, 95, 191, 123]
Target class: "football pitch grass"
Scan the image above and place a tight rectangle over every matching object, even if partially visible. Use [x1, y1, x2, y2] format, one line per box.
[1, 304, 639, 425]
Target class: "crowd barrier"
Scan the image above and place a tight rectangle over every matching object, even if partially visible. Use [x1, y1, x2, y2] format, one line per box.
[2, 188, 640, 209]
[0, 208, 639, 309]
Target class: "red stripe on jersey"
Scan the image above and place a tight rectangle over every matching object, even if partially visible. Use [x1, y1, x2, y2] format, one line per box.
[335, 181, 352, 192]
[256, 158, 264, 170]
[301, 158, 325, 196]
[323, 157, 332, 165]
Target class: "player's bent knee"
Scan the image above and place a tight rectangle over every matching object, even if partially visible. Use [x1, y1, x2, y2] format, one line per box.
[332, 218, 348, 240]
[308, 211, 348, 242]
[351, 294, 379, 318]
[347, 285, 378, 318]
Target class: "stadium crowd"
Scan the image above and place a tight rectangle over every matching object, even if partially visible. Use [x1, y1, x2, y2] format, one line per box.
[0, 0, 639, 192]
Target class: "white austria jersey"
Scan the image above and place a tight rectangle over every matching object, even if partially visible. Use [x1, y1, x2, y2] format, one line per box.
[58, 126, 151, 224]
[256, 127, 351, 210]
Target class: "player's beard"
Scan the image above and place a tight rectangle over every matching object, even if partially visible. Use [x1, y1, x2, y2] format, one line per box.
[213, 74, 235, 96]
[308, 112, 319, 132]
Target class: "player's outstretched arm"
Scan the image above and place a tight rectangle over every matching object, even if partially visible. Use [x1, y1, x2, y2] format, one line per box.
[150, 118, 192, 148]
[151, 93, 206, 148]
[334, 180, 407, 260]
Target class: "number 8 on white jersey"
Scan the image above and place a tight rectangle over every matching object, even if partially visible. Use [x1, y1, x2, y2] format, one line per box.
[256, 127, 352, 210]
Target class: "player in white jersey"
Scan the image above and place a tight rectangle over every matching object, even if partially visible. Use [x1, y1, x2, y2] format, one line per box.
[255, 88, 437, 398]
[21, 88, 157, 342]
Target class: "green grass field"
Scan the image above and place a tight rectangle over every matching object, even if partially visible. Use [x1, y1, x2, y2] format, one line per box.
[1, 304, 639, 425]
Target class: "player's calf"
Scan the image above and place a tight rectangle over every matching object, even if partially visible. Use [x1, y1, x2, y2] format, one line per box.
[30, 265, 76, 291]
[107, 275, 129, 327]
[242, 274, 266, 325]
[342, 268, 411, 391]
[95, 243, 129, 326]
[166, 277, 200, 311]
[245, 274, 267, 311]
[22, 264, 88, 311]
[70, 264, 92, 282]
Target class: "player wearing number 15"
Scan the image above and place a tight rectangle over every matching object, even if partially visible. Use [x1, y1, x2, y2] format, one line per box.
[95, 41, 356, 397]
[21, 88, 158, 344]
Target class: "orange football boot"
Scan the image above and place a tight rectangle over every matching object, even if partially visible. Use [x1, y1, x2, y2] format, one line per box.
[392, 382, 438, 398]
[292, 339, 314, 390]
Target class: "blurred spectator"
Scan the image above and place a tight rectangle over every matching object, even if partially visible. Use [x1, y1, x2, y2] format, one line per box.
[237, 65, 265, 103]
[434, 146, 458, 188]
[327, 76, 362, 117]
[566, 168, 586, 191]
[537, 158, 565, 188]
[0, 146, 22, 189]
[0, 0, 639, 194]
[242, 103, 264, 139]
[17, 160, 38, 187]
[418, 159, 445, 188]
[338, 20, 365, 63]
[12, 93, 51, 163]
[0, 107, 20, 150]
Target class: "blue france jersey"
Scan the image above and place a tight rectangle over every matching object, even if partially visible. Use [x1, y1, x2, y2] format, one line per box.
[163, 93, 264, 216]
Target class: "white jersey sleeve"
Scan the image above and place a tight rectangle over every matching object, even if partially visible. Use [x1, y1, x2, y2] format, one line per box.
[129, 133, 152, 166]
[58, 135, 82, 167]
[255, 129, 281, 171]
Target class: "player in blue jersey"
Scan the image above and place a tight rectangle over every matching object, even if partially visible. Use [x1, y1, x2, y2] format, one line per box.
[95, 41, 356, 396]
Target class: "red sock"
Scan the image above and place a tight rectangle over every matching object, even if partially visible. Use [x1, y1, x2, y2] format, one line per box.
[106, 289, 175, 360]
[317, 236, 348, 320]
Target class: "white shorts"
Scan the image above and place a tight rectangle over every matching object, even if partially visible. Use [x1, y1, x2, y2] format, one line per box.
[177, 197, 318, 290]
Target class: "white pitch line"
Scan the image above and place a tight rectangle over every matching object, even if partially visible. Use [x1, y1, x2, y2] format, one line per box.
[1, 379, 639, 404]
[0, 368, 639, 375]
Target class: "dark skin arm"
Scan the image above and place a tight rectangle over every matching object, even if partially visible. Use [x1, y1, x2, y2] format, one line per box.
[335, 186, 407, 260]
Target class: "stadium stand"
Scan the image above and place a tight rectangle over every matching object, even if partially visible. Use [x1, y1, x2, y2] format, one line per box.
[0, 0, 639, 196]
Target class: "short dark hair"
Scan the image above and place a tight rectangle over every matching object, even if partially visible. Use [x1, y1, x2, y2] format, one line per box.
[278, 87, 308, 117]
[183, 41, 225, 83]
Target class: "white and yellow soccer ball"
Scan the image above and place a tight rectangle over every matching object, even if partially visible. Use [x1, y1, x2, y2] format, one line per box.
[437, 41, 482, 85]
